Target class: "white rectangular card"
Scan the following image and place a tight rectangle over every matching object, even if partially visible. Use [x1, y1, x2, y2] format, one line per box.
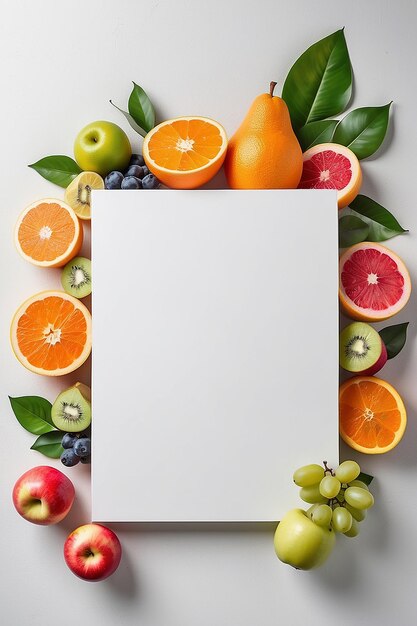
[91, 190, 339, 522]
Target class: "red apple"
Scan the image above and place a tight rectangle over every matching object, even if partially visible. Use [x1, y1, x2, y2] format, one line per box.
[13, 465, 75, 525]
[64, 523, 122, 581]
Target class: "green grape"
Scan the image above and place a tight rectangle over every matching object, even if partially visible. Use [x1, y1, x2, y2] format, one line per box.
[293, 464, 325, 487]
[345, 486, 374, 510]
[319, 475, 341, 499]
[345, 503, 367, 522]
[300, 484, 328, 504]
[344, 518, 360, 538]
[312, 504, 332, 527]
[306, 504, 319, 518]
[336, 489, 345, 503]
[331, 507, 353, 533]
[348, 479, 369, 491]
[335, 460, 360, 484]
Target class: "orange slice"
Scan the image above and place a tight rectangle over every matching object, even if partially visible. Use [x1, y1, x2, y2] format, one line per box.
[298, 143, 362, 209]
[339, 376, 407, 454]
[10, 291, 92, 376]
[143, 116, 228, 189]
[15, 199, 83, 267]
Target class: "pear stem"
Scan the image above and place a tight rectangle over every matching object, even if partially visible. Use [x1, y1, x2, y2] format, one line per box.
[269, 81, 277, 97]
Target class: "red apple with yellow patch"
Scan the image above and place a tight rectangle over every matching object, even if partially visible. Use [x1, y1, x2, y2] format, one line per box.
[64, 523, 122, 581]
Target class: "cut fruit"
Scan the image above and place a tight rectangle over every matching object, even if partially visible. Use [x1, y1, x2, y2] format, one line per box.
[143, 116, 228, 189]
[339, 242, 411, 321]
[10, 291, 92, 376]
[298, 143, 362, 209]
[339, 376, 407, 454]
[340, 322, 387, 375]
[52, 382, 91, 432]
[15, 199, 83, 268]
[61, 257, 92, 299]
[64, 171, 104, 220]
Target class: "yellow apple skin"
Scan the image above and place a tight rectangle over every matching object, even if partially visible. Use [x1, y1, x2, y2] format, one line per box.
[74, 121, 132, 176]
[274, 508, 335, 570]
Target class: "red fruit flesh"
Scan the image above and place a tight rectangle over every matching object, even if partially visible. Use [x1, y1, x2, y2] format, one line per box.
[299, 150, 352, 190]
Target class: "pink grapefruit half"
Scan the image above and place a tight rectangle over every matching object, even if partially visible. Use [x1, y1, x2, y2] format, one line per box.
[339, 242, 411, 321]
[298, 143, 362, 209]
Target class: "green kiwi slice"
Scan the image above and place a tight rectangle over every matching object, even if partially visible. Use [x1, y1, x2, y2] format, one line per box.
[339, 322, 383, 374]
[61, 257, 92, 298]
[51, 382, 92, 432]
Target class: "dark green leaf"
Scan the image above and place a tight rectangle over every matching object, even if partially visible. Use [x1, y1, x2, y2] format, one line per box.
[379, 322, 409, 359]
[349, 195, 408, 241]
[297, 119, 338, 151]
[333, 103, 392, 159]
[110, 100, 147, 137]
[9, 396, 54, 435]
[282, 29, 352, 129]
[128, 82, 156, 133]
[31, 431, 64, 458]
[357, 471, 373, 486]
[28, 155, 82, 188]
[339, 215, 369, 247]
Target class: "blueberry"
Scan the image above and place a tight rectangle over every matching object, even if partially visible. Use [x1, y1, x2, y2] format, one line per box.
[125, 165, 144, 179]
[142, 174, 160, 189]
[105, 171, 124, 190]
[61, 449, 80, 467]
[74, 437, 91, 457]
[61, 433, 78, 449]
[129, 153, 145, 167]
[121, 176, 142, 190]
[142, 165, 150, 176]
[80, 455, 91, 464]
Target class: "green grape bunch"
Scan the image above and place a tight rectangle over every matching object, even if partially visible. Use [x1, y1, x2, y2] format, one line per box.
[293, 460, 374, 538]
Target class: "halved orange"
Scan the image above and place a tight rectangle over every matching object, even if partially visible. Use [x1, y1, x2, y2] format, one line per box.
[143, 116, 228, 189]
[339, 376, 407, 454]
[11, 291, 92, 376]
[15, 199, 83, 267]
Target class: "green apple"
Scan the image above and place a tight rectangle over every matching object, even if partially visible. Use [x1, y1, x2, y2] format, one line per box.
[274, 508, 335, 570]
[74, 121, 132, 176]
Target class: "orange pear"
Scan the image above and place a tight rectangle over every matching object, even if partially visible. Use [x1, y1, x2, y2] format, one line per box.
[225, 82, 303, 189]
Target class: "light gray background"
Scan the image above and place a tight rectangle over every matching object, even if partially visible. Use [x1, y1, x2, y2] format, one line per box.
[91, 190, 338, 522]
[1, 1, 416, 624]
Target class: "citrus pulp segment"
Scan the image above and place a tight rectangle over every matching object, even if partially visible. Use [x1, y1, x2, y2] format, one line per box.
[15, 199, 82, 267]
[339, 376, 407, 454]
[10, 291, 92, 376]
[298, 143, 362, 209]
[143, 116, 228, 189]
[339, 242, 411, 321]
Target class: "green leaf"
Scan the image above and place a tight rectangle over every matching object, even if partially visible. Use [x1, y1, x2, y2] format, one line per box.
[339, 215, 369, 247]
[128, 82, 156, 133]
[297, 119, 338, 151]
[349, 195, 408, 242]
[28, 155, 82, 188]
[31, 431, 64, 459]
[357, 471, 373, 486]
[333, 103, 392, 159]
[379, 322, 409, 359]
[110, 100, 147, 137]
[9, 396, 54, 435]
[282, 29, 352, 129]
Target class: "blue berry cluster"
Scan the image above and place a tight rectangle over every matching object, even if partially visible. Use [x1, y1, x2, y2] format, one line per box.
[61, 432, 91, 467]
[105, 153, 160, 190]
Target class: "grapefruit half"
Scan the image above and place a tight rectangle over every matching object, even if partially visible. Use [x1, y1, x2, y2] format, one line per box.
[339, 242, 411, 321]
[298, 143, 362, 209]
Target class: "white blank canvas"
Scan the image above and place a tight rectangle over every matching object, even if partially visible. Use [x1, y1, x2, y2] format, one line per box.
[91, 189, 339, 522]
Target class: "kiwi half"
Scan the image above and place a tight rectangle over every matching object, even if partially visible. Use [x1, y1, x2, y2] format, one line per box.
[51, 382, 92, 432]
[340, 322, 387, 375]
[64, 171, 104, 220]
[61, 257, 92, 298]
